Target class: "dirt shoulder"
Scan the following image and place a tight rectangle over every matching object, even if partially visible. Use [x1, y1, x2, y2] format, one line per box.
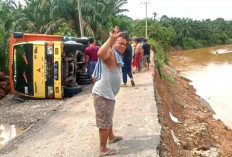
[154, 65, 232, 156]
[0, 94, 65, 129]
[0, 85, 92, 130]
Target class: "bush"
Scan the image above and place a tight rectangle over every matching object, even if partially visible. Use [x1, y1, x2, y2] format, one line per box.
[181, 37, 204, 49]
[0, 40, 9, 75]
[55, 23, 76, 36]
[181, 37, 194, 49]
[148, 39, 169, 78]
[199, 40, 208, 47]
[226, 38, 232, 44]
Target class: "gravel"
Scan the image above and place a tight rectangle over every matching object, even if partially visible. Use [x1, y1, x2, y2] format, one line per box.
[0, 94, 66, 129]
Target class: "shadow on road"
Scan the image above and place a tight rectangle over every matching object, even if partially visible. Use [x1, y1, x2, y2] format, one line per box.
[116, 135, 160, 156]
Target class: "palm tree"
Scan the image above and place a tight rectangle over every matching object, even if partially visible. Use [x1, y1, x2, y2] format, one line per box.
[0, 0, 18, 74]
[81, 0, 128, 39]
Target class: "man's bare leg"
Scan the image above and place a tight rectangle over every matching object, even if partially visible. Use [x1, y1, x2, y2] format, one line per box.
[144, 61, 147, 70]
[144, 62, 147, 70]
[108, 125, 115, 141]
[99, 128, 110, 153]
[91, 76, 96, 85]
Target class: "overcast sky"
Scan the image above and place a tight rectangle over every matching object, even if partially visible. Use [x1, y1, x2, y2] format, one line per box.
[122, 0, 232, 20]
[16, 0, 232, 21]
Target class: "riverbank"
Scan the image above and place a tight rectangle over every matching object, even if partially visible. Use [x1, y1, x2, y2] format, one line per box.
[154, 65, 232, 156]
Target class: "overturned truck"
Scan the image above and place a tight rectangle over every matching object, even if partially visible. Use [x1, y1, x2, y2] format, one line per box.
[9, 32, 91, 99]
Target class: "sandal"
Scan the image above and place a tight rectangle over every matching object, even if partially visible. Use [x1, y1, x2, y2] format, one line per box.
[108, 136, 123, 144]
[131, 80, 135, 86]
[99, 149, 119, 156]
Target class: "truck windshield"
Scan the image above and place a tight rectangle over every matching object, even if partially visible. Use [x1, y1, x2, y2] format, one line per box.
[13, 44, 33, 95]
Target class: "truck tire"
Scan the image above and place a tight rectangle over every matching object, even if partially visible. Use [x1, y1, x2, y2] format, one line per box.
[64, 85, 82, 97]
[77, 73, 91, 79]
[70, 37, 89, 45]
[77, 79, 92, 85]
[0, 89, 5, 99]
[63, 43, 85, 51]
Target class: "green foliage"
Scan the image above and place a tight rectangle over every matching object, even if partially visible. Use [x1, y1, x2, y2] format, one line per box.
[160, 17, 232, 49]
[181, 37, 204, 49]
[162, 74, 175, 84]
[148, 39, 174, 83]
[96, 39, 104, 46]
[107, 15, 133, 33]
[1, 0, 232, 76]
[130, 20, 147, 38]
[0, 0, 16, 74]
[226, 38, 232, 44]
[148, 39, 169, 78]
[55, 23, 76, 36]
[150, 26, 176, 51]
[81, 0, 128, 40]
[0, 0, 129, 73]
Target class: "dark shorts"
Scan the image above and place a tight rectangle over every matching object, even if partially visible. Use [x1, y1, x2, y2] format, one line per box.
[143, 55, 150, 64]
[93, 94, 115, 129]
[87, 61, 97, 76]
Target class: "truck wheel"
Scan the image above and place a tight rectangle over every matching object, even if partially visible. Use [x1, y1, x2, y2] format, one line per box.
[77, 73, 91, 79]
[63, 43, 85, 51]
[77, 79, 92, 85]
[64, 85, 82, 97]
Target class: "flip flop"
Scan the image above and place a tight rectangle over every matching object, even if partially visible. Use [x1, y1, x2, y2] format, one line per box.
[131, 80, 135, 86]
[108, 136, 123, 144]
[99, 149, 119, 156]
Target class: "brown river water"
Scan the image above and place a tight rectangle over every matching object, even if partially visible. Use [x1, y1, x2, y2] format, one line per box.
[169, 45, 232, 128]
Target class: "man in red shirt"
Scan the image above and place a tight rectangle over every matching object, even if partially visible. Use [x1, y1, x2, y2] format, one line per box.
[85, 38, 99, 82]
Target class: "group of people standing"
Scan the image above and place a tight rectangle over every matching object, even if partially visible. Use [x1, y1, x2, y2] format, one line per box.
[84, 37, 151, 88]
[133, 38, 151, 72]
[83, 28, 151, 156]
[121, 37, 151, 87]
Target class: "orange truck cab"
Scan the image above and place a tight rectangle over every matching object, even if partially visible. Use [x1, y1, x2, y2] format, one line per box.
[9, 32, 89, 99]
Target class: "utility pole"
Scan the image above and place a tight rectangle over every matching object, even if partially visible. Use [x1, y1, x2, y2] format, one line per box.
[141, 1, 149, 39]
[77, 0, 84, 37]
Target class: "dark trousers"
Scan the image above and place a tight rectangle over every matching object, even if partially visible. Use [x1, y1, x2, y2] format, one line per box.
[122, 60, 133, 84]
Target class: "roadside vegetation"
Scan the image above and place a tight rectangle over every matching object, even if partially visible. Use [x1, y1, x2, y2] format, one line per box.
[1, 0, 232, 75]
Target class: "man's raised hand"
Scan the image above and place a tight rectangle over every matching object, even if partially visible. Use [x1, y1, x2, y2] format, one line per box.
[110, 26, 122, 39]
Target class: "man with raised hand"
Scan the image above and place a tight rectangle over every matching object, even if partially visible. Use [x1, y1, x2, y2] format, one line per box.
[92, 26, 127, 156]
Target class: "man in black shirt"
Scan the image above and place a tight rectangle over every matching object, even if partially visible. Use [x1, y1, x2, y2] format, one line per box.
[122, 39, 135, 87]
[142, 39, 151, 70]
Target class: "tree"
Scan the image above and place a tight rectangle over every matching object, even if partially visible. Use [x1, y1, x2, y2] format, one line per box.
[0, 0, 18, 74]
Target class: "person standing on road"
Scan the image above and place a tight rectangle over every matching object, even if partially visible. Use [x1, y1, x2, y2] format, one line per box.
[135, 38, 143, 72]
[122, 39, 135, 87]
[140, 38, 145, 70]
[85, 37, 99, 83]
[92, 26, 126, 156]
[142, 39, 151, 70]
[131, 39, 137, 73]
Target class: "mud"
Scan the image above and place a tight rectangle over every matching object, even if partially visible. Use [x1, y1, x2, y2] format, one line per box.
[154, 65, 232, 157]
